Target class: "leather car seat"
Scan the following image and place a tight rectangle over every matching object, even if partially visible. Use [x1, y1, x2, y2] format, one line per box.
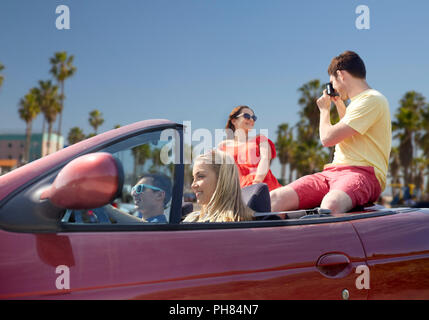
[241, 183, 280, 220]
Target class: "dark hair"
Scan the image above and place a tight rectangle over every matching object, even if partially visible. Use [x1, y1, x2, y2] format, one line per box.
[225, 105, 254, 132]
[328, 51, 366, 79]
[138, 173, 172, 207]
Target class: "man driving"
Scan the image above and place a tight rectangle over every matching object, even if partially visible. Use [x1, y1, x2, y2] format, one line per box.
[131, 173, 172, 223]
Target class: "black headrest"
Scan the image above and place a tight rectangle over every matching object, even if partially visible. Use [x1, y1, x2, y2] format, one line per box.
[182, 202, 194, 217]
[241, 183, 271, 213]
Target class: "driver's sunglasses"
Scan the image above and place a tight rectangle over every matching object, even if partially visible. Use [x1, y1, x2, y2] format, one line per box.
[237, 112, 257, 121]
[132, 184, 163, 194]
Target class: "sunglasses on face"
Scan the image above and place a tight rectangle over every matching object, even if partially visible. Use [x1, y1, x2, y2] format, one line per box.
[236, 113, 257, 121]
[132, 184, 163, 195]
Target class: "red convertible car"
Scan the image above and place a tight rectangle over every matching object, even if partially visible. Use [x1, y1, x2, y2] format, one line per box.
[0, 119, 428, 300]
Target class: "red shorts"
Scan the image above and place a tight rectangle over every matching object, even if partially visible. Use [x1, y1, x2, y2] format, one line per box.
[288, 165, 382, 209]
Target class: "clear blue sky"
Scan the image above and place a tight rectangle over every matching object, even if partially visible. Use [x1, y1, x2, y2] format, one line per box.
[1, 0, 428, 177]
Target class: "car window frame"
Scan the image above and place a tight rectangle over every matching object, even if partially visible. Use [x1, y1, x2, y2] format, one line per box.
[0, 123, 184, 233]
[59, 128, 184, 229]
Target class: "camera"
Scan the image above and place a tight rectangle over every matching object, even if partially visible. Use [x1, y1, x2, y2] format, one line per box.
[326, 82, 339, 97]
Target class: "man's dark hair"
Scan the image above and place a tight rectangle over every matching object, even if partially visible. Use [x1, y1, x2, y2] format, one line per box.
[139, 173, 172, 207]
[328, 51, 366, 79]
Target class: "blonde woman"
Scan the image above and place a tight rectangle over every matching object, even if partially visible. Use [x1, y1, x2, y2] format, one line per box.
[184, 150, 254, 222]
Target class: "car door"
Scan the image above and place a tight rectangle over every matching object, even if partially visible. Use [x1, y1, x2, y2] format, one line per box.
[82, 220, 370, 300]
[351, 208, 429, 299]
[0, 219, 367, 299]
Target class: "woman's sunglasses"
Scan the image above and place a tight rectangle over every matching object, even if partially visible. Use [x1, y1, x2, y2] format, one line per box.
[132, 184, 163, 195]
[236, 112, 257, 121]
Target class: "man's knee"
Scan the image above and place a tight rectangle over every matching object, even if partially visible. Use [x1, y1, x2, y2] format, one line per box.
[321, 190, 353, 214]
[270, 186, 299, 212]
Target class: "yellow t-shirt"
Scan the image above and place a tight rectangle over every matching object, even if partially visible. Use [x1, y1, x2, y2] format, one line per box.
[326, 89, 392, 191]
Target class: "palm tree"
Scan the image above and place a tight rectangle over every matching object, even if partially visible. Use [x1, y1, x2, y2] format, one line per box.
[132, 144, 151, 180]
[392, 91, 426, 185]
[67, 127, 85, 145]
[389, 147, 401, 184]
[0, 63, 4, 91]
[389, 146, 401, 197]
[417, 102, 429, 155]
[88, 109, 104, 135]
[50, 52, 77, 149]
[412, 157, 426, 199]
[35, 80, 61, 155]
[297, 79, 324, 142]
[18, 88, 40, 163]
[416, 101, 429, 194]
[275, 123, 294, 184]
[149, 147, 162, 173]
[293, 125, 329, 176]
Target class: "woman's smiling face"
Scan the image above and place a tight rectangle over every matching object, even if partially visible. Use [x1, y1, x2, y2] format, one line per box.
[231, 107, 255, 133]
[191, 161, 218, 206]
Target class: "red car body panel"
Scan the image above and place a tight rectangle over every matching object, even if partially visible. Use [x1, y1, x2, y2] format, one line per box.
[0, 221, 367, 300]
[350, 210, 429, 299]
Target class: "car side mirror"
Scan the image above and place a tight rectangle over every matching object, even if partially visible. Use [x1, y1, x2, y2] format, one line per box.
[40, 152, 124, 210]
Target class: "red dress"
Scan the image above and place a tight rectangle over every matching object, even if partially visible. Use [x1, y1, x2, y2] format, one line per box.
[219, 135, 282, 191]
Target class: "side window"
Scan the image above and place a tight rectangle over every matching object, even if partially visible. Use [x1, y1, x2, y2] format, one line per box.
[62, 130, 178, 226]
[114, 140, 174, 222]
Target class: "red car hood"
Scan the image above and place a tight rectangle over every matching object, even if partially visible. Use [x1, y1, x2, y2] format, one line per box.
[0, 119, 177, 203]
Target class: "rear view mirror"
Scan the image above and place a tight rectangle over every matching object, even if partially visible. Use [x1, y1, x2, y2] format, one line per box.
[40, 152, 124, 210]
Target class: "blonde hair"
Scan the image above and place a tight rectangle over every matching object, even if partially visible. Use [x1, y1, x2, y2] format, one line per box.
[185, 150, 254, 222]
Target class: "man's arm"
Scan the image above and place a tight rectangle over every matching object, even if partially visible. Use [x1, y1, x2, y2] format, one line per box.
[317, 90, 358, 147]
[332, 96, 347, 119]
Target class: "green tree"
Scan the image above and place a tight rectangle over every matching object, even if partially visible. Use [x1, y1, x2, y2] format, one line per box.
[275, 123, 294, 184]
[50, 52, 77, 149]
[67, 127, 85, 145]
[88, 109, 104, 134]
[392, 91, 426, 185]
[297, 79, 324, 142]
[35, 80, 61, 155]
[416, 101, 429, 193]
[18, 88, 40, 163]
[294, 125, 329, 176]
[148, 147, 161, 173]
[0, 63, 4, 91]
[132, 144, 151, 180]
[389, 147, 401, 184]
[412, 157, 426, 197]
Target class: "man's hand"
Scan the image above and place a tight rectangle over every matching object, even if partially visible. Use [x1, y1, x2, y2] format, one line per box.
[317, 90, 332, 112]
[331, 96, 347, 119]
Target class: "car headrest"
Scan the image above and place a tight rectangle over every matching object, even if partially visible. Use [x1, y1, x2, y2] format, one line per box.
[241, 183, 271, 213]
[182, 202, 194, 217]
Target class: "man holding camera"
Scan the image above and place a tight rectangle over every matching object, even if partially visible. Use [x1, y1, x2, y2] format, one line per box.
[271, 51, 391, 214]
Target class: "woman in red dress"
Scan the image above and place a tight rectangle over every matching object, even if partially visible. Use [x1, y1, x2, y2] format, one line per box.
[218, 105, 282, 191]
